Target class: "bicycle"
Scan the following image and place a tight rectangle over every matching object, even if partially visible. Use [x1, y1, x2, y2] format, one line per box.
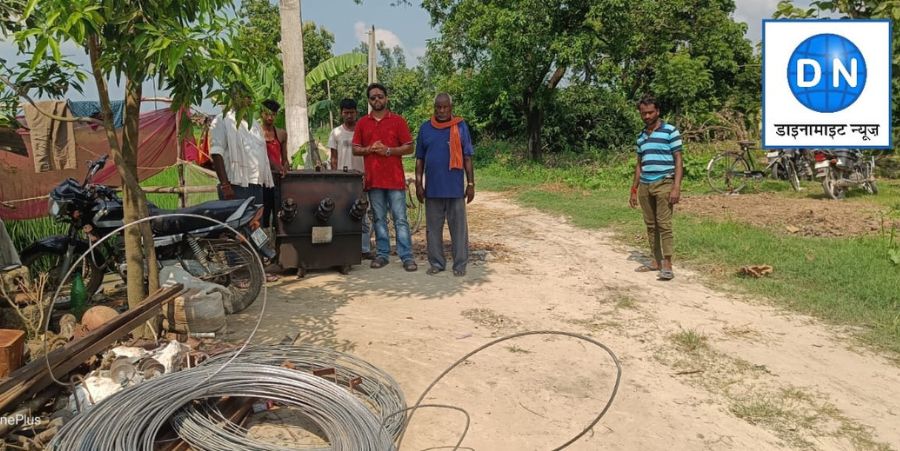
[706, 141, 801, 194]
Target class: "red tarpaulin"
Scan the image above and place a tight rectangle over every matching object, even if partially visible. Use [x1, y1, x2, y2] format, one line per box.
[0, 108, 182, 220]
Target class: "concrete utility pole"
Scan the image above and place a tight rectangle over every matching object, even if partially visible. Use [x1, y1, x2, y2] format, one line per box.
[367, 25, 377, 113]
[279, 0, 313, 167]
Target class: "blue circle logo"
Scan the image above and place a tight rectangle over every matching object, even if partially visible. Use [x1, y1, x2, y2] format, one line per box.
[787, 33, 867, 113]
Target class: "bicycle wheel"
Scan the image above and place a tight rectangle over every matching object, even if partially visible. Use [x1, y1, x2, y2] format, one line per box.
[707, 152, 750, 194]
[405, 179, 423, 234]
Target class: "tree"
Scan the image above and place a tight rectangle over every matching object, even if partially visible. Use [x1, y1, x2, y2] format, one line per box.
[236, 0, 335, 81]
[9, 0, 244, 335]
[423, 0, 758, 154]
[423, 0, 592, 161]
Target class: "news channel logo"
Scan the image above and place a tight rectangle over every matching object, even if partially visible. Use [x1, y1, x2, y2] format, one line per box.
[763, 20, 891, 149]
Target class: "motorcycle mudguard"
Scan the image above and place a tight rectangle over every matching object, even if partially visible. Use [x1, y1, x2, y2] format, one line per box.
[257, 243, 276, 261]
[20, 236, 90, 259]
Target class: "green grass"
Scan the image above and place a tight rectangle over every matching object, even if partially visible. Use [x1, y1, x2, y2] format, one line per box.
[671, 329, 709, 353]
[478, 140, 900, 357]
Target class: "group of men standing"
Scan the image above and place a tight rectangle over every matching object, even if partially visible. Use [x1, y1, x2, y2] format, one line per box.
[209, 83, 476, 277]
[206, 85, 683, 282]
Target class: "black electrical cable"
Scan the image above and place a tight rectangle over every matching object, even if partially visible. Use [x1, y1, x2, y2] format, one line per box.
[397, 330, 622, 451]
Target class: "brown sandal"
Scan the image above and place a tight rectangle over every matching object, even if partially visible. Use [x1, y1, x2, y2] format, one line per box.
[370, 257, 389, 269]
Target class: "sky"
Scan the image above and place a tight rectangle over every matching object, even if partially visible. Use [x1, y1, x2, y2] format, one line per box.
[0, 0, 799, 112]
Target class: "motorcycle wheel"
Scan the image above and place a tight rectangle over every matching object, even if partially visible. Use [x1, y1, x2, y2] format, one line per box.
[20, 249, 104, 307]
[863, 160, 878, 195]
[864, 180, 878, 195]
[821, 169, 846, 200]
[181, 239, 263, 314]
[770, 160, 785, 180]
[786, 160, 802, 192]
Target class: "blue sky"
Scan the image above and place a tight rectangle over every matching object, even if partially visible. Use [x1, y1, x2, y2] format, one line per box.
[0, 0, 794, 112]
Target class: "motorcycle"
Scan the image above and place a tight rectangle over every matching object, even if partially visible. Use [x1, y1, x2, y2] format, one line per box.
[813, 149, 878, 200]
[768, 149, 815, 188]
[20, 155, 274, 313]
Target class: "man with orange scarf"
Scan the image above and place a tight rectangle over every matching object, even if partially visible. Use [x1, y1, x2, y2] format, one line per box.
[415, 93, 475, 277]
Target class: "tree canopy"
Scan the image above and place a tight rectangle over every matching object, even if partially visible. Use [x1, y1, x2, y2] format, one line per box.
[422, 0, 759, 159]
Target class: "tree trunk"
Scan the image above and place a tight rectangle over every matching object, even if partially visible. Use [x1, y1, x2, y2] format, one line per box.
[279, 0, 311, 167]
[525, 98, 543, 162]
[87, 36, 154, 338]
[523, 68, 564, 163]
[123, 78, 159, 294]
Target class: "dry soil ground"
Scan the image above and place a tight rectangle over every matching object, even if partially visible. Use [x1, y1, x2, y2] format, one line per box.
[678, 192, 898, 238]
[227, 191, 900, 451]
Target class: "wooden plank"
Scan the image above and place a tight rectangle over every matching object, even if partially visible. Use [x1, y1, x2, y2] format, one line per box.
[0, 284, 184, 394]
[0, 284, 185, 413]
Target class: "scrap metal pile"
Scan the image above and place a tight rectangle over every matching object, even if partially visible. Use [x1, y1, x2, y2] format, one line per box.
[1, 283, 409, 450]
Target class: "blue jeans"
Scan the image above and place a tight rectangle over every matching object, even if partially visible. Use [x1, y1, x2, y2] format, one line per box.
[368, 189, 412, 262]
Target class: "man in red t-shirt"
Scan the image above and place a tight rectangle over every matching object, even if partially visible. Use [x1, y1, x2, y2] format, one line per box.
[352, 83, 417, 271]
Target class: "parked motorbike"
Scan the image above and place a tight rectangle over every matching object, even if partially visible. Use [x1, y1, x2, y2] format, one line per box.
[768, 149, 815, 187]
[20, 155, 274, 313]
[813, 149, 878, 200]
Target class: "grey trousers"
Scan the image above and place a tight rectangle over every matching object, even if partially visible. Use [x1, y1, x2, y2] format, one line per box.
[425, 197, 469, 272]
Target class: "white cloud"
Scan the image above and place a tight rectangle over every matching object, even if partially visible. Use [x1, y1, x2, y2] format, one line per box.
[353, 21, 404, 50]
[733, 0, 782, 43]
[410, 46, 427, 61]
[734, 0, 836, 43]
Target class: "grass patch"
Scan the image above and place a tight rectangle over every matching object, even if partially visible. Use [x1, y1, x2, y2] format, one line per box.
[670, 329, 709, 353]
[728, 389, 892, 450]
[477, 142, 900, 357]
[658, 323, 891, 449]
[614, 293, 638, 310]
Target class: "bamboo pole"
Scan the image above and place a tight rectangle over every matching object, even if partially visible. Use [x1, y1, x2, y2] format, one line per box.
[176, 108, 187, 208]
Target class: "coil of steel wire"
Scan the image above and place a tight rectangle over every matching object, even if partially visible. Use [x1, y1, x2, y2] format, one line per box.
[169, 344, 407, 450]
[49, 363, 396, 451]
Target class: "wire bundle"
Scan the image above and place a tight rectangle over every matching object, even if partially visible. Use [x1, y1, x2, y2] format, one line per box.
[49, 363, 396, 451]
[171, 344, 407, 450]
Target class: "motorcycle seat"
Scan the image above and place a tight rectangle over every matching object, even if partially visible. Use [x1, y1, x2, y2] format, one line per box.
[149, 199, 255, 236]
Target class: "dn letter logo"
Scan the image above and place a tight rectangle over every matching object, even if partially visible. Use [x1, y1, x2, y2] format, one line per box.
[787, 33, 867, 113]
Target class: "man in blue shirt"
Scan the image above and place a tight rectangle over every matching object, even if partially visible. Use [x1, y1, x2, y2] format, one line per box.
[415, 93, 476, 277]
[629, 95, 683, 281]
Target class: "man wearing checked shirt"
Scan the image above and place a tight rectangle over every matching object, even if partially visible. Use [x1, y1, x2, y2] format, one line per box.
[628, 95, 683, 281]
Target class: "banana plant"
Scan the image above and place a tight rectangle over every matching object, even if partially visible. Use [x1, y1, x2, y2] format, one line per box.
[305, 52, 366, 90]
[306, 52, 365, 128]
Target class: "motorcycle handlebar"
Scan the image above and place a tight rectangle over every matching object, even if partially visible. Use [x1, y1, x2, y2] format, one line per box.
[83, 155, 109, 185]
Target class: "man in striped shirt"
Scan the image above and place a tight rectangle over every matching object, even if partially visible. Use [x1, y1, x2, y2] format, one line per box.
[629, 95, 683, 281]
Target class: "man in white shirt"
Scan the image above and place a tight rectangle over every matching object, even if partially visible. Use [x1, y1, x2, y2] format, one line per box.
[209, 109, 275, 205]
[209, 106, 280, 281]
[327, 98, 371, 259]
[329, 98, 364, 172]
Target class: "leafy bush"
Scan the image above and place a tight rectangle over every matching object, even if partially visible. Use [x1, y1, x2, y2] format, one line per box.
[542, 84, 639, 154]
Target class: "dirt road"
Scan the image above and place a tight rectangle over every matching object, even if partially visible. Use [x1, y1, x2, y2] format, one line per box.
[231, 191, 900, 450]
